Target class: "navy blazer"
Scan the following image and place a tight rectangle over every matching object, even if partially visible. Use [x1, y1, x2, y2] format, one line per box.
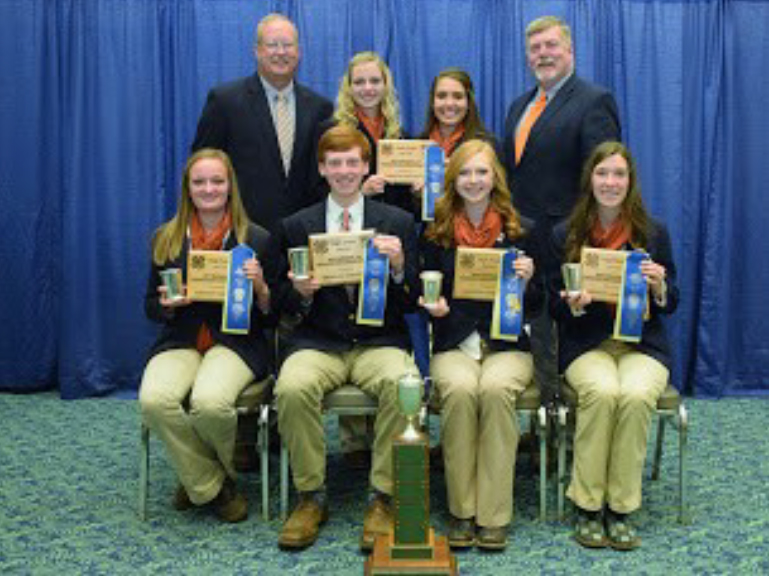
[265, 198, 419, 357]
[144, 223, 274, 380]
[421, 217, 544, 354]
[548, 219, 679, 373]
[503, 75, 621, 266]
[192, 74, 333, 233]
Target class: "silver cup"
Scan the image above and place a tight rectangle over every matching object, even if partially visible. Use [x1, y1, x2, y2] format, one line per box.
[288, 247, 310, 280]
[397, 372, 423, 442]
[561, 263, 583, 297]
[159, 268, 183, 301]
[420, 271, 443, 306]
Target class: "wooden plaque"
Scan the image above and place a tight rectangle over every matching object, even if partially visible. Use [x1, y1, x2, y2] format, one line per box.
[186, 250, 230, 302]
[308, 230, 374, 286]
[452, 247, 503, 301]
[377, 140, 434, 184]
[580, 247, 627, 303]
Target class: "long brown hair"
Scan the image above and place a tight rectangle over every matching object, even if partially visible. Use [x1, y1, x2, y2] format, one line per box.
[565, 141, 650, 262]
[420, 68, 490, 141]
[151, 149, 250, 265]
[426, 139, 523, 248]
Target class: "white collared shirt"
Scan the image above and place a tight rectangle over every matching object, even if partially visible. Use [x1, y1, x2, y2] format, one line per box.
[326, 195, 364, 233]
[260, 75, 296, 130]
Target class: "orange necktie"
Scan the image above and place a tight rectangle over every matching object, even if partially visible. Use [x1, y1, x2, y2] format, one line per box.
[514, 92, 547, 164]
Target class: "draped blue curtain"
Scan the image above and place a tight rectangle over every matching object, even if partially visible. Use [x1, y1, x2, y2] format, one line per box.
[1, 0, 767, 398]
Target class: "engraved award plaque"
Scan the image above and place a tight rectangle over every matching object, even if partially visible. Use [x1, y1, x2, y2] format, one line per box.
[365, 373, 457, 575]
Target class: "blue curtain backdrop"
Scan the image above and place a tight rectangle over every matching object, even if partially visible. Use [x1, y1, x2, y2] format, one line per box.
[1, 0, 767, 398]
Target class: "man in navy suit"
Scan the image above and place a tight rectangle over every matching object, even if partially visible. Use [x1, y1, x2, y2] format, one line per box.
[502, 16, 621, 404]
[191, 13, 333, 234]
[266, 125, 419, 551]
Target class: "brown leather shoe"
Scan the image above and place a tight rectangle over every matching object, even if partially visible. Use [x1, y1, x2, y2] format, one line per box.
[476, 525, 508, 550]
[213, 477, 248, 523]
[278, 498, 329, 549]
[360, 497, 393, 551]
[172, 484, 193, 511]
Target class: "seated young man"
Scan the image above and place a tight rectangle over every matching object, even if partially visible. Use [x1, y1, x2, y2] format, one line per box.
[266, 125, 420, 551]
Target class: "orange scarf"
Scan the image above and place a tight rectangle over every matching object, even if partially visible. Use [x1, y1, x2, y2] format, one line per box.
[589, 217, 631, 250]
[190, 209, 232, 353]
[589, 217, 631, 316]
[429, 124, 465, 157]
[454, 207, 503, 248]
[355, 109, 385, 144]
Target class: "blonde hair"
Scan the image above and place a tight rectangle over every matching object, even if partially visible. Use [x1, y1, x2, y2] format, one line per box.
[152, 149, 251, 265]
[426, 140, 523, 248]
[333, 52, 402, 139]
[525, 16, 572, 51]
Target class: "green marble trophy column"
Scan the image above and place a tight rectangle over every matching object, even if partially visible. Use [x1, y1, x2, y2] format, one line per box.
[365, 373, 456, 575]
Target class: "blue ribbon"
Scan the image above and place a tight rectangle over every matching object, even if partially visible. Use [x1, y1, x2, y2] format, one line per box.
[491, 249, 524, 341]
[613, 250, 649, 342]
[356, 239, 390, 326]
[221, 244, 254, 334]
[422, 144, 445, 221]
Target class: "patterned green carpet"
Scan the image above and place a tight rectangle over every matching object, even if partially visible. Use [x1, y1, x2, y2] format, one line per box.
[1, 392, 768, 575]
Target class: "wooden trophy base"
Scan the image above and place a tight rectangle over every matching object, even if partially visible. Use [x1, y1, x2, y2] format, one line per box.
[365, 529, 457, 575]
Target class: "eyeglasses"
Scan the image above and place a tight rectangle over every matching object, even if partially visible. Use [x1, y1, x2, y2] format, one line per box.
[261, 40, 297, 52]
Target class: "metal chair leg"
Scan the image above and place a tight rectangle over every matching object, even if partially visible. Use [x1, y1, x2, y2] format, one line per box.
[537, 406, 548, 521]
[139, 423, 150, 521]
[678, 404, 690, 524]
[557, 405, 568, 521]
[259, 404, 270, 521]
[651, 413, 666, 480]
[280, 441, 290, 521]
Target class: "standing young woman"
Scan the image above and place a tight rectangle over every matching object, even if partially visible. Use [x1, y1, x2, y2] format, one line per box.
[421, 139, 543, 549]
[140, 149, 272, 522]
[418, 68, 496, 158]
[323, 51, 416, 215]
[550, 141, 679, 550]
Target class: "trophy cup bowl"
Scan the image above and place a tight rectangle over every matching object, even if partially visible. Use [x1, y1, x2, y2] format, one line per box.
[397, 372, 423, 442]
[561, 263, 583, 298]
[288, 247, 310, 280]
[420, 271, 443, 306]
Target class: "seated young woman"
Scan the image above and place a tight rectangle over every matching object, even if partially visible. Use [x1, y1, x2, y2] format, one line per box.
[139, 148, 272, 523]
[549, 141, 679, 550]
[420, 139, 543, 550]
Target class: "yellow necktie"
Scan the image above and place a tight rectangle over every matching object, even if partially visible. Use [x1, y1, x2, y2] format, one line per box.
[515, 93, 547, 164]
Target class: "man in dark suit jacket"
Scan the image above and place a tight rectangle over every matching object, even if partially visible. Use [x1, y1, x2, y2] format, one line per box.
[191, 13, 333, 233]
[265, 126, 419, 552]
[502, 16, 622, 403]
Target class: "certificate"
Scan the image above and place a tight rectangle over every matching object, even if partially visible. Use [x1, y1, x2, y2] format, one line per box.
[580, 247, 627, 303]
[309, 230, 375, 286]
[187, 250, 230, 302]
[452, 247, 504, 301]
[377, 139, 434, 184]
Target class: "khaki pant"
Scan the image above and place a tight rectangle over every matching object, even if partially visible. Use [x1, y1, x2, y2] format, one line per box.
[139, 346, 253, 504]
[276, 347, 413, 495]
[431, 349, 533, 528]
[565, 340, 668, 513]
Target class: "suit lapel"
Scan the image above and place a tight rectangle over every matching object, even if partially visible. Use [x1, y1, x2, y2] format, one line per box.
[362, 198, 388, 234]
[245, 74, 285, 176]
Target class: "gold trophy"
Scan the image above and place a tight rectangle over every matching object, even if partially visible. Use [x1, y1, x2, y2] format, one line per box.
[365, 373, 457, 575]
